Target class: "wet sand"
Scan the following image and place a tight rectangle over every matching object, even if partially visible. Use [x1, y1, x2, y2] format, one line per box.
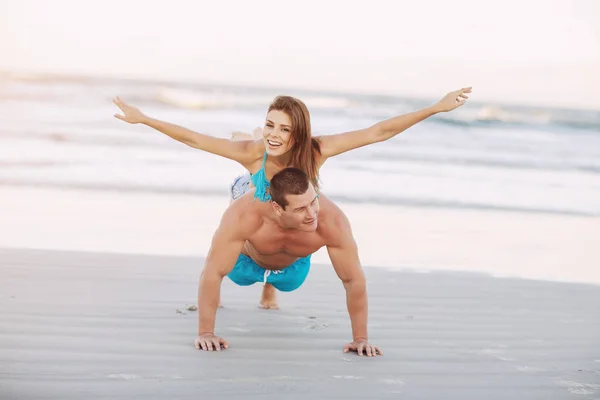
[1, 248, 599, 399]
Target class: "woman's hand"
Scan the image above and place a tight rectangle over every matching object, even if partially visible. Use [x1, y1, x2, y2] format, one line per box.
[433, 87, 472, 112]
[113, 96, 147, 124]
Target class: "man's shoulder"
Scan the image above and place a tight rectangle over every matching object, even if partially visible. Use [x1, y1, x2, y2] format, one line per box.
[318, 194, 348, 221]
[223, 190, 267, 233]
[316, 195, 351, 243]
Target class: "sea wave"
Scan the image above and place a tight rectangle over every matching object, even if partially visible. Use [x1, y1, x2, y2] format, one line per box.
[2, 71, 598, 131]
[0, 179, 595, 217]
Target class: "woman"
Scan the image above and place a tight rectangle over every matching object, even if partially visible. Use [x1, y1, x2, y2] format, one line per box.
[113, 88, 471, 310]
[112, 87, 471, 202]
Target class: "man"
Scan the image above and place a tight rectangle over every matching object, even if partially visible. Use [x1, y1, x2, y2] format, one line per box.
[195, 167, 382, 357]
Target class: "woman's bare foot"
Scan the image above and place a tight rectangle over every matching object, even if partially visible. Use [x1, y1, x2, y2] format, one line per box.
[231, 131, 253, 141]
[259, 283, 279, 309]
[252, 126, 263, 139]
[230, 127, 262, 141]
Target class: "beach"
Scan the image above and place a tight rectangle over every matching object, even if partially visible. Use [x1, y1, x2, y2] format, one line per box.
[1, 186, 600, 398]
[2, 246, 600, 399]
[1, 73, 600, 398]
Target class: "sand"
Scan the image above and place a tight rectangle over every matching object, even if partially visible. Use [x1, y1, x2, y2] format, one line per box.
[1, 248, 600, 399]
[1, 185, 599, 398]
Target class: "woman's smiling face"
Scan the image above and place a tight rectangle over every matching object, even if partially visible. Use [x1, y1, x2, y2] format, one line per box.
[263, 109, 293, 156]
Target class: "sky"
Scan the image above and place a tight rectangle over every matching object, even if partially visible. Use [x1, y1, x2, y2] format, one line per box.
[1, 0, 599, 109]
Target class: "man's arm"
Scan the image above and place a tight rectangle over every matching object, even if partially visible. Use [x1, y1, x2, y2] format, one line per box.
[326, 216, 368, 341]
[196, 205, 248, 350]
[326, 210, 382, 356]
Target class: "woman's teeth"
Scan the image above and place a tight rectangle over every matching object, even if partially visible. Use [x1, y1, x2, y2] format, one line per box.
[268, 140, 282, 147]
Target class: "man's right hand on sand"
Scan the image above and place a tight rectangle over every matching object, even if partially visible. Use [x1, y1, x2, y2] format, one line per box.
[194, 333, 229, 351]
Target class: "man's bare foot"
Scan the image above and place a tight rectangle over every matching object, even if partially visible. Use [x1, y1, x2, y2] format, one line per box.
[259, 283, 279, 309]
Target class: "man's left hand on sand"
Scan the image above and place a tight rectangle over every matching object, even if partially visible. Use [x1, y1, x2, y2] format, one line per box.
[343, 339, 383, 357]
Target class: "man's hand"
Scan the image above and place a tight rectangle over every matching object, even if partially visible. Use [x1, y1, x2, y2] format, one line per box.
[194, 333, 229, 351]
[113, 96, 147, 124]
[433, 87, 472, 112]
[343, 339, 383, 357]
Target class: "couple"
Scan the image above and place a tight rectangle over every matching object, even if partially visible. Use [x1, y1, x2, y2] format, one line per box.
[113, 87, 471, 357]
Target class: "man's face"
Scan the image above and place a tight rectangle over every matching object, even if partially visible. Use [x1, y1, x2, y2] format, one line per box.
[273, 184, 320, 232]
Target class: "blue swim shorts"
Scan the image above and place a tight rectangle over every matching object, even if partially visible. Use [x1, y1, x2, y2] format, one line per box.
[227, 253, 311, 292]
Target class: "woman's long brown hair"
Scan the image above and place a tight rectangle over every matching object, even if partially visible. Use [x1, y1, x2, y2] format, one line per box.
[267, 96, 321, 189]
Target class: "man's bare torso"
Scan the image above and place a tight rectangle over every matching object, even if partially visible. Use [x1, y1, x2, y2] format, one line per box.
[234, 193, 339, 270]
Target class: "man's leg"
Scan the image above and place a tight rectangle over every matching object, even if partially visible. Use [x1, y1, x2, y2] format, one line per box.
[259, 256, 312, 309]
[226, 254, 284, 310]
[259, 283, 279, 310]
[223, 254, 264, 307]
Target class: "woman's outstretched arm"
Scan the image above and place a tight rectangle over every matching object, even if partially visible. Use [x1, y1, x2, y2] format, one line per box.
[113, 97, 262, 167]
[318, 87, 472, 160]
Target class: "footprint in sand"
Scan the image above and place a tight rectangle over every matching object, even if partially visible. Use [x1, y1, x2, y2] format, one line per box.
[556, 380, 600, 396]
[108, 374, 139, 380]
[333, 375, 363, 380]
[227, 326, 251, 333]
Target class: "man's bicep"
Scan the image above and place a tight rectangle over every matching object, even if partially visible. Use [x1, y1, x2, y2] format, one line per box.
[204, 217, 246, 277]
[327, 235, 364, 284]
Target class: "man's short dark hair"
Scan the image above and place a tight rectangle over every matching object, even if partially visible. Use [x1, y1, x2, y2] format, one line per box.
[270, 167, 310, 210]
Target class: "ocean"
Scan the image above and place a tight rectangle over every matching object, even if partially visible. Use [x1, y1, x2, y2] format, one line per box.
[1, 72, 599, 217]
